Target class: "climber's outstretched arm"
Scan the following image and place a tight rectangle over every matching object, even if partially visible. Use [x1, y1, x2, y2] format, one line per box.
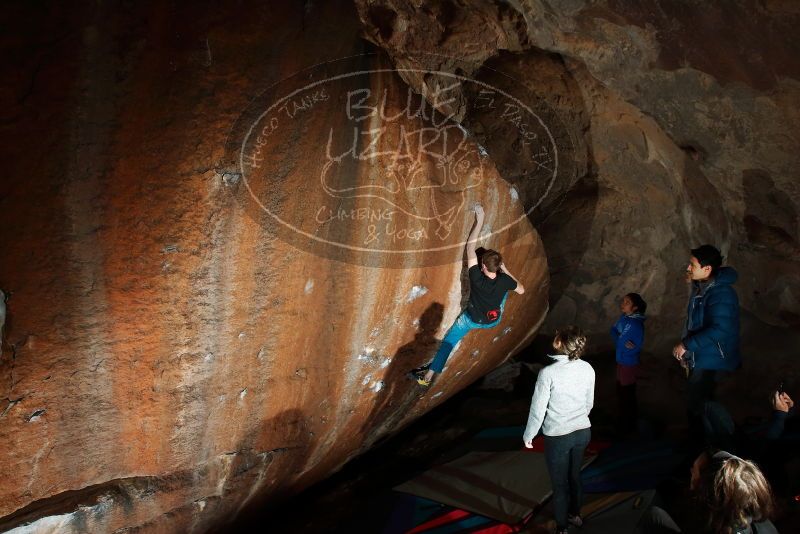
[466, 205, 484, 268]
[500, 262, 525, 294]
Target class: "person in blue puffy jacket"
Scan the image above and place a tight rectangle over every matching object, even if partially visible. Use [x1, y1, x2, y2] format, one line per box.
[610, 293, 646, 434]
[672, 244, 741, 447]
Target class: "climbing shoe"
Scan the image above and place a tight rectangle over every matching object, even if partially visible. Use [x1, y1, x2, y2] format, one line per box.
[407, 370, 431, 387]
[410, 363, 431, 374]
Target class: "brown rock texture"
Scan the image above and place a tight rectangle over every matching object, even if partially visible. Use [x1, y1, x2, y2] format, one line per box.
[4, 0, 800, 531]
[0, 1, 548, 532]
[355, 0, 800, 349]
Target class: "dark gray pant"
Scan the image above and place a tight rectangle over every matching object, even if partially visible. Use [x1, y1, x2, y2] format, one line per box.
[687, 369, 719, 414]
[686, 369, 725, 449]
[544, 427, 591, 530]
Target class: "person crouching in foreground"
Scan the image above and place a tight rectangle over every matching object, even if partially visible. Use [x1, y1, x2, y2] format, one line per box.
[642, 450, 778, 533]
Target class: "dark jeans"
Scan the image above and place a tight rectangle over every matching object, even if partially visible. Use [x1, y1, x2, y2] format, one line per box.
[617, 382, 638, 434]
[687, 369, 719, 413]
[544, 427, 591, 530]
[686, 369, 723, 449]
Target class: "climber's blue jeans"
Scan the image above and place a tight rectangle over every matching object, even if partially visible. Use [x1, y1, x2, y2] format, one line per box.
[429, 294, 508, 374]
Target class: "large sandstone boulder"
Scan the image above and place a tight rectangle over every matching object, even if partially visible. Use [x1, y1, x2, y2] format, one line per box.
[0, 1, 548, 532]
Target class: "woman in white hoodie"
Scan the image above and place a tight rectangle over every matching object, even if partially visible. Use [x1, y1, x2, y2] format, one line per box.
[523, 326, 595, 534]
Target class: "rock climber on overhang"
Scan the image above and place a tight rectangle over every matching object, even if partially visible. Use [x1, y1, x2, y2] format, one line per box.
[410, 204, 525, 388]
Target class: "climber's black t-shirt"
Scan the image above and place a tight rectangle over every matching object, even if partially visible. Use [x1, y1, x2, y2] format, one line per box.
[466, 265, 517, 324]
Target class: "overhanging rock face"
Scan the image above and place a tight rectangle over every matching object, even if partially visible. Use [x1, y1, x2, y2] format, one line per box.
[355, 0, 800, 344]
[0, 1, 550, 532]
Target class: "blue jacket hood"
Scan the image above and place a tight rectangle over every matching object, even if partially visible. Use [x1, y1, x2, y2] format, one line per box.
[627, 312, 646, 321]
[713, 266, 738, 286]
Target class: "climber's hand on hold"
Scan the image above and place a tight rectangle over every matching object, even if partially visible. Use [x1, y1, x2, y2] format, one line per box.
[500, 262, 525, 294]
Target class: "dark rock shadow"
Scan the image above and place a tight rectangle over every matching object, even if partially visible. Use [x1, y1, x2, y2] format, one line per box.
[535, 172, 599, 308]
[214, 408, 312, 533]
[742, 169, 799, 260]
[359, 302, 444, 450]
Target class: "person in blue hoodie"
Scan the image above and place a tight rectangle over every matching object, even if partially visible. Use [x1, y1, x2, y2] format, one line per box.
[610, 292, 646, 434]
[672, 244, 741, 445]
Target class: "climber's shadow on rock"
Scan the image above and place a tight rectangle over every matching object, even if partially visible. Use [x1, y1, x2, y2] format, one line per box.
[360, 302, 444, 449]
[396, 301, 445, 368]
